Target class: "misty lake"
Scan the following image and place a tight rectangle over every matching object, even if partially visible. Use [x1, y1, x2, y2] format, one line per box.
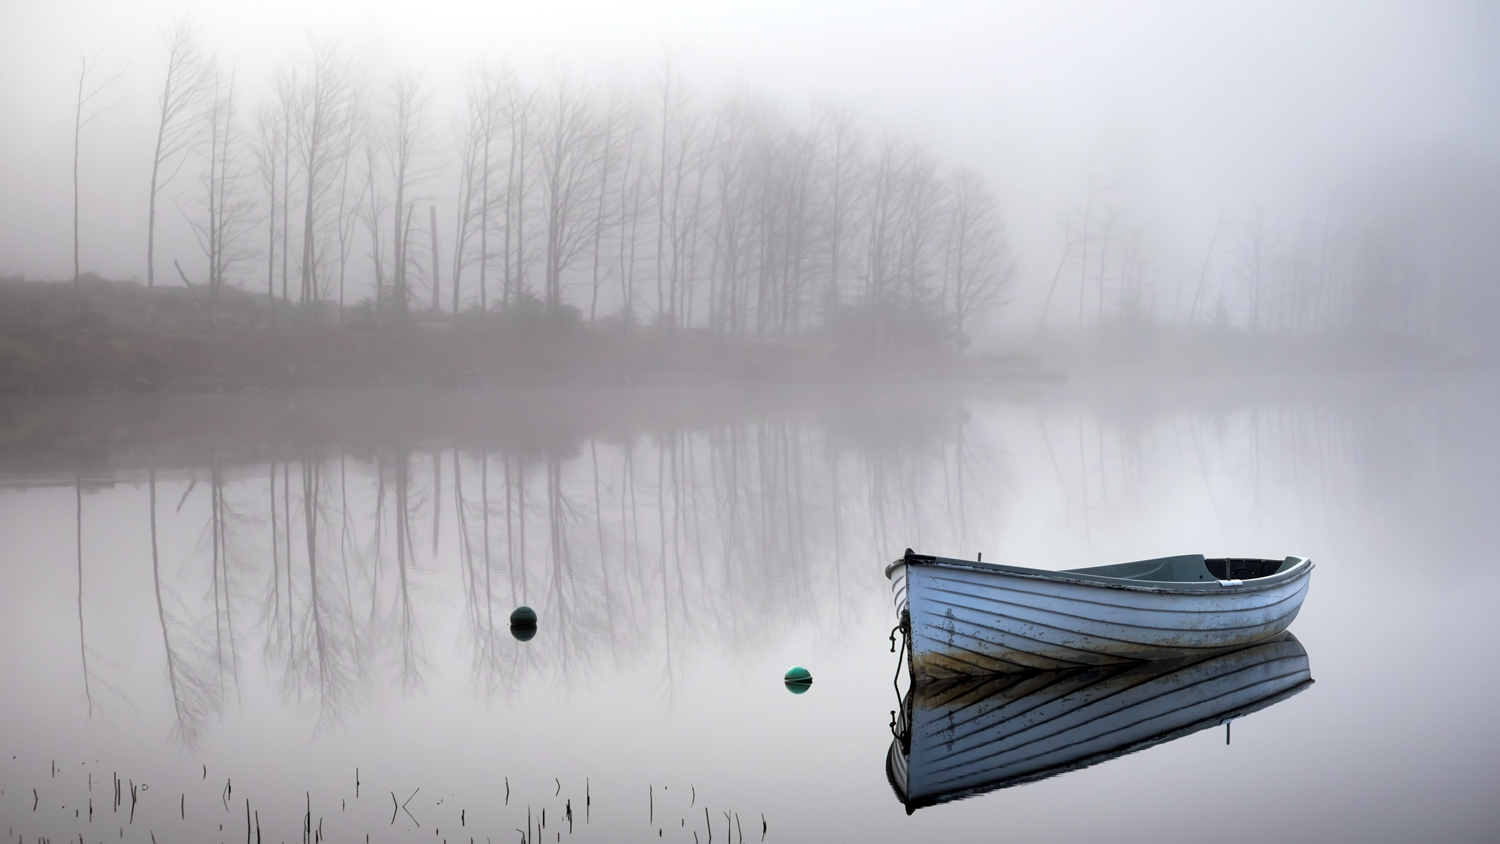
[1, 379, 1497, 842]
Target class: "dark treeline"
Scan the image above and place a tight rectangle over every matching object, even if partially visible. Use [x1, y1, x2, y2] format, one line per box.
[28, 20, 1498, 378]
[72, 23, 1016, 352]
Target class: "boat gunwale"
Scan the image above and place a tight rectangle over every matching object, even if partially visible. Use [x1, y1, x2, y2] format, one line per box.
[886, 553, 1313, 596]
[924, 574, 1310, 620]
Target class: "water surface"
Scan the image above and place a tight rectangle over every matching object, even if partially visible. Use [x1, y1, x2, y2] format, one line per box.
[1, 379, 1496, 842]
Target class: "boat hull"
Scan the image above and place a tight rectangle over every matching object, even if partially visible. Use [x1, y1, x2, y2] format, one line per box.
[890, 555, 1312, 679]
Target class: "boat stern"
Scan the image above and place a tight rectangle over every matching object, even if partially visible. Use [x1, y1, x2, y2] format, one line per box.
[886, 548, 926, 619]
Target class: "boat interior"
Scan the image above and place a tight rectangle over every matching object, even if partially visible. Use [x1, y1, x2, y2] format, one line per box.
[1064, 554, 1297, 583]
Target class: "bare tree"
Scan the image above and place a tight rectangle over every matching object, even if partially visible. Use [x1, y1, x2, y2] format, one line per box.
[677, 115, 717, 328]
[1093, 203, 1117, 324]
[944, 169, 1014, 349]
[291, 40, 361, 314]
[145, 21, 208, 325]
[1188, 212, 1226, 325]
[473, 66, 509, 313]
[449, 66, 495, 315]
[447, 63, 513, 317]
[615, 121, 648, 326]
[708, 93, 774, 335]
[1238, 209, 1277, 332]
[775, 120, 818, 335]
[1037, 214, 1080, 327]
[385, 73, 438, 317]
[587, 91, 634, 321]
[815, 104, 863, 316]
[891, 148, 945, 310]
[663, 106, 708, 330]
[864, 138, 943, 310]
[501, 77, 538, 310]
[652, 62, 714, 330]
[331, 104, 366, 322]
[862, 137, 899, 308]
[1113, 223, 1153, 321]
[253, 71, 299, 323]
[254, 102, 284, 325]
[538, 73, 602, 314]
[275, 71, 296, 310]
[186, 62, 257, 327]
[653, 61, 675, 326]
[71, 54, 125, 313]
[356, 142, 389, 322]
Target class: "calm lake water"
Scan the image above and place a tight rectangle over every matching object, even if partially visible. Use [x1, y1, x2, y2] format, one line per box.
[1, 379, 1497, 842]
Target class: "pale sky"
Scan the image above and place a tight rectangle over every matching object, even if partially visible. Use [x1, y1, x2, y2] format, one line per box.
[1, 0, 1495, 319]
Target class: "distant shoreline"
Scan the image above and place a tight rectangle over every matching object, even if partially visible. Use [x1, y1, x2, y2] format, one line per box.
[1, 275, 1478, 394]
[0, 274, 1057, 393]
[0, 322, 1059, 395]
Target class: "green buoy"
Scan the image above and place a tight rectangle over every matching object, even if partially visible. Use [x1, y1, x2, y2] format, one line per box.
[784, 665, 813, 693]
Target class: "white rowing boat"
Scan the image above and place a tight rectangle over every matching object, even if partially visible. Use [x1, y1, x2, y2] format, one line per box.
[887, 550, 1313, 680]
[886, 632, 1313, 812]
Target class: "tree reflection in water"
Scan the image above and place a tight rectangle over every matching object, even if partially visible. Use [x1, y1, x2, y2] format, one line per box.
[38, 380, 1463, 750]
[47, 393, 990, 746]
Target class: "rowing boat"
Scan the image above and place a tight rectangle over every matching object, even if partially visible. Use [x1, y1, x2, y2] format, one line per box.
[886, 631, 1313, 812]
[887, 550, 1312, 680]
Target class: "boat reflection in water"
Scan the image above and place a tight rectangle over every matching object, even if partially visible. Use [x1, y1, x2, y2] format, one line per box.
[886, 632, 1313, 813]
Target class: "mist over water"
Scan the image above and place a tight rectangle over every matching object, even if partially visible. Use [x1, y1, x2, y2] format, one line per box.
[3, 2, 1499, 354]
[0, 381, 1497, 841]
[2, 2, 1499, 841]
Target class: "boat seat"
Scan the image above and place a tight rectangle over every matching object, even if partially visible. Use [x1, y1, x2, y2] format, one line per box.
[1205, 558, 1287, 580]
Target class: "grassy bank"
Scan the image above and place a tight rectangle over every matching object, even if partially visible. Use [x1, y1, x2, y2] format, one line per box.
[0, 274, 1052, 393]
[0, 323, 1058, 393]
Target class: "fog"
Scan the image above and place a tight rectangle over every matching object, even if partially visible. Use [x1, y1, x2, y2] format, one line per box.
[3, 1, 1497, 352]
[4, 381, 1500, 840]
[3, 6, 1500, 839]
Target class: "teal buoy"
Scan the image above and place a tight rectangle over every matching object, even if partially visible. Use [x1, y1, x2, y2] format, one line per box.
[510, 605, 538, 627]
[784, 665, 813, 693]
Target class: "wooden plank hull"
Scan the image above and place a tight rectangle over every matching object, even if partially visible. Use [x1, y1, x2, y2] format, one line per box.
[889, 555, 1313, 679]
[887, 632, 1314, 812]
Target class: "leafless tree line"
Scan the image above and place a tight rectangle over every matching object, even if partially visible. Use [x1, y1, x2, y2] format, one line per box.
[122, 27, 1015, 346]
[1036, 157, 1500, 358]
[54, 23, 1500, 357]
